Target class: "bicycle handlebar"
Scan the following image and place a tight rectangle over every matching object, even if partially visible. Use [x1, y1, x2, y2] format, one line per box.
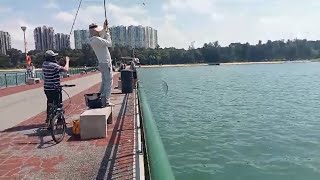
[56, 84, 76, 88]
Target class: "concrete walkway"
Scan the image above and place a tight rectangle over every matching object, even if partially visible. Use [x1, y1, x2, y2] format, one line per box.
[0, 73, 104, 131]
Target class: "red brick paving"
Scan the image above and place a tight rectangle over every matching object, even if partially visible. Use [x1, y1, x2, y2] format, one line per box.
[0, 73, 137, 179]
[0, 72, 98, 98]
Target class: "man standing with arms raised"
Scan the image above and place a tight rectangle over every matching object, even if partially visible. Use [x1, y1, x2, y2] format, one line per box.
[89, 18, 114, 106]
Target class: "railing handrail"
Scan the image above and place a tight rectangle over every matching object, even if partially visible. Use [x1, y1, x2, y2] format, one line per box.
[0, 66, 97, 88]
[138, 85, 175, 180]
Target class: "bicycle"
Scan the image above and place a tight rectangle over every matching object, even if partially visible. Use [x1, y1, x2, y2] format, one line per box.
[47, 84, 75, 143]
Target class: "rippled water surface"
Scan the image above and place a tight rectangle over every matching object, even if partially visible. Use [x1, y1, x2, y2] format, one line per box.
[138, 62, 320, 180]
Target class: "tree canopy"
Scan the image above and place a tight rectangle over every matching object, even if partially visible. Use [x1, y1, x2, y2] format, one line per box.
[1, 38, 319, 68]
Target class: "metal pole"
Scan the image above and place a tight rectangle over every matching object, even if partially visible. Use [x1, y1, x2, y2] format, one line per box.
[21, 26, 27, 59]
[5, 74, 7, 87]
[23, 31, 27, 56]
[16, 73, 18, 85]
[21, 26, 28, 76]
[132, 48, 135, 58]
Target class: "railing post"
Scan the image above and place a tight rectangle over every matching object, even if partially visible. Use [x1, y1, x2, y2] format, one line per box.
[4, 74, 7, 87]
[16, 73, 18, 85]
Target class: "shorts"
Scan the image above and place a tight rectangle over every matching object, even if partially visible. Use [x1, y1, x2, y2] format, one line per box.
[133, 71, 137, 79]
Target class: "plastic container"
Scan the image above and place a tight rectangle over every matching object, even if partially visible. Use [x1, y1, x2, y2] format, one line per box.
[84, 93, 106, 109]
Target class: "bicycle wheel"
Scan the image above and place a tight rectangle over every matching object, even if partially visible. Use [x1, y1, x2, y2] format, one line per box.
[50, 113, 66, 143]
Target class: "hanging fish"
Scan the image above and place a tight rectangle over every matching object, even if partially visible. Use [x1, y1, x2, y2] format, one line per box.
[162, 80, 169, 95]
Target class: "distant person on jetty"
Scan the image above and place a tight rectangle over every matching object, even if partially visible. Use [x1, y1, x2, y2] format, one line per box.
[89, 18, 114, 106]
[84, 65, 88, 74]
[42, 50, 70, 124]
[130, 58, 139, 88]
[119, 62, 125, 72]
[30, 63, 35, 78]
[26, 65, 31, 78]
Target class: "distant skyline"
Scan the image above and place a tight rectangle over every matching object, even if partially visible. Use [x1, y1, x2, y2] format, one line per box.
[1, 0, 320, 51]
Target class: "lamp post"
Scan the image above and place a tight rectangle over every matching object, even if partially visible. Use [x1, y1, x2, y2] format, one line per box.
[21, 26, 27, 57]
[21, 26, 29, 77]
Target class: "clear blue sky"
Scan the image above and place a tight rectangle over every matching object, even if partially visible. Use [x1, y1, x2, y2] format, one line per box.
[1, 0, 320, 51]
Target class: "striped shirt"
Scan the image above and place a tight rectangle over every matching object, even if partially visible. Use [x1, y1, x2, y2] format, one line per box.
[42, 61, 62, 91]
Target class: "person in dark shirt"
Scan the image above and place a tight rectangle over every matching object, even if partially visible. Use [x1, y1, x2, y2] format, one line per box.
[42, 50, 70, 124]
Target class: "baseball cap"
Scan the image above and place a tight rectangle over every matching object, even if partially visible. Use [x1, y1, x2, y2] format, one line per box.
[134, 58, 140, 63]
[89, 23, 103, 32]
[45, 50, 58, 57]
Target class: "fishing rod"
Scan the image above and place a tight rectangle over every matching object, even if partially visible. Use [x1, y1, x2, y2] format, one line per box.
[69, 0, 83, 37]
[104, 0, 107, 18]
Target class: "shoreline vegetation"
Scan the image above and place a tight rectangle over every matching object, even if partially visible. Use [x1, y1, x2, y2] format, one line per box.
[140, 60, 314, 68]
[2, 38, 320, 71]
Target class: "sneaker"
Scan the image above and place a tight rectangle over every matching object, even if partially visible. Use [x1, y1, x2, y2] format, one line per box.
[106, 102, 115, 106]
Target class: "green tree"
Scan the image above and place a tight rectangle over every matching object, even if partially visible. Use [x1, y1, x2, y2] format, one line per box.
[7, 48, 23, 67]
[0, 54, 12, 68]
[82, 44, 96, 66]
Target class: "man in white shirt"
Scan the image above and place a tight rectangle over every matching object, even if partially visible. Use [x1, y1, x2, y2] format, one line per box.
[89, 19, 114, 106]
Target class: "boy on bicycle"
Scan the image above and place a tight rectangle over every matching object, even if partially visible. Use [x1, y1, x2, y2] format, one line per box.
[42, 50, 70, 124]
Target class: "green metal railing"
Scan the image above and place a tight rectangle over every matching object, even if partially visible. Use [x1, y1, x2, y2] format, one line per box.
[0, 67, 97, 88]
[138, 86, 175, 180]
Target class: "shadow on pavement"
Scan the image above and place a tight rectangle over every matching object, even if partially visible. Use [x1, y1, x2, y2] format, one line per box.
[96, 93, 132, 180]
[23, 127, 57, 149]
[1, 123, 47, 133]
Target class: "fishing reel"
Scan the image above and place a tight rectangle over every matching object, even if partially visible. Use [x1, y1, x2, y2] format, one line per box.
[58, 57, 66, 66]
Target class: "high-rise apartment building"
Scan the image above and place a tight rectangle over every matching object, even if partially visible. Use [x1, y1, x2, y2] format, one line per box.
[146, 27, 153, 49]
[74, 30, 89, 49]
[0, 31, 11, 55]
[154, 29, 158, 48]
[110, 25, 158, 49]
[54, 33, 70, 51]
[34, 26, 54, 51]
[135, 26, 145, 48]
[127, 26, 136, 49]
[110, 26, 127, 47]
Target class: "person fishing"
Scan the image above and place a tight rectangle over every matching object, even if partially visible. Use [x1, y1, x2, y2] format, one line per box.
[89, 18, 114, 106]
[130, 58, 139, 88]
[42, 50, 70, 124]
